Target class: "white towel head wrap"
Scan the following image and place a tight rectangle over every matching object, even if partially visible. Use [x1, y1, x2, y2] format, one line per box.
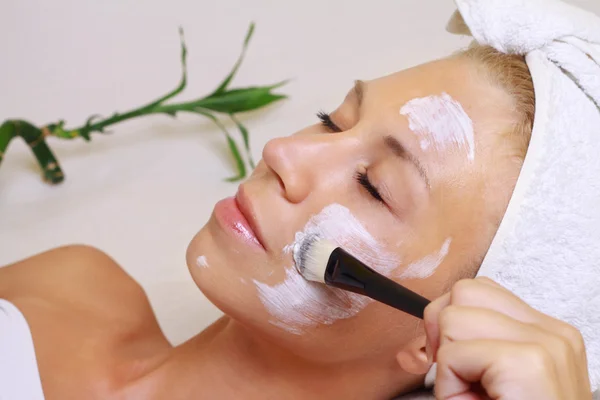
[446, 0, 600, 389]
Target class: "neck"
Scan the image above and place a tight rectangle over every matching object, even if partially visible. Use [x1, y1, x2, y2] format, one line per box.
[132, 317, 423, 400]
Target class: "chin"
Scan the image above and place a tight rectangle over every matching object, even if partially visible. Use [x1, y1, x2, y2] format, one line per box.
[185, 220, 278, 329]
[186, 236, 362, 360]
[185, 216, 356, 357]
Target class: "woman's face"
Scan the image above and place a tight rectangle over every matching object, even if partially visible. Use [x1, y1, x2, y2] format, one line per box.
[186, 56, 522, 364]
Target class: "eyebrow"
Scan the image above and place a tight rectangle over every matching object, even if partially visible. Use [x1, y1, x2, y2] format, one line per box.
[384, 135, 430, 189]
[352, 80, 430, 189]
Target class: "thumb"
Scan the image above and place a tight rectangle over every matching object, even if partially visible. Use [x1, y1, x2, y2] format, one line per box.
[435, 340, 560, 400]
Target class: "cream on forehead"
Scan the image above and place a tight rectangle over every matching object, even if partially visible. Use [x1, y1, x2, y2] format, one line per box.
[253, 204, 399, 335]
[400, 92, 475, 161]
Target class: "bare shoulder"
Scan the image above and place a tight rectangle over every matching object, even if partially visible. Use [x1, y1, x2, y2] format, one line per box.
[0, 245, 152, 321]
[0, 247, 170, 398]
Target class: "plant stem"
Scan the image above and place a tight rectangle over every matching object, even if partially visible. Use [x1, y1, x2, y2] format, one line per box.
[0, 120, 64, 183]
[0, 22, 286, 185]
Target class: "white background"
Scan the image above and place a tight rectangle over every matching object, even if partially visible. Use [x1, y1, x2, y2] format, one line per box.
[1, 0, 599, 345]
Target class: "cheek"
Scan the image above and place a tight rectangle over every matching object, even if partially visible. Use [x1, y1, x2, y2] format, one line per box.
[301, 204, 401, 279]
[252, 203, 403, 336]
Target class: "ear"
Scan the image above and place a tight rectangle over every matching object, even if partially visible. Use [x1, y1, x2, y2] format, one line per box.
[395, 334, 431, 375]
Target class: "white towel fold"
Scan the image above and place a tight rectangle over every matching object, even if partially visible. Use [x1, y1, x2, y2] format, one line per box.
[444, 0, 600, 391]
[0, 300, 45, 400]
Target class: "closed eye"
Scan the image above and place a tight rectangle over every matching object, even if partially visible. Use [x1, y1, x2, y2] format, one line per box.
[316, 111, 342, 133]
[355, 172, 384, 203]
[317, 111, 384, 205]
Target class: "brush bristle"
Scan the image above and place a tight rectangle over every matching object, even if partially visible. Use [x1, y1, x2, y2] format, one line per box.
[297, 238, 338, 284]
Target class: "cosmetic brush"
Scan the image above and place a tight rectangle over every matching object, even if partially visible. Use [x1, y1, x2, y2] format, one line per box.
[295, 235, 430, 319]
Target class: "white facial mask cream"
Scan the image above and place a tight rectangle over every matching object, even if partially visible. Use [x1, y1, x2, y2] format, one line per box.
[400, 92, 475, 161]
[253, 204, 400, 334]
[196, 255, 209, 269]
[398, 238, 452, 280]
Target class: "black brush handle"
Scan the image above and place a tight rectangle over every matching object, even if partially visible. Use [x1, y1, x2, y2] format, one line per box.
[363, 270, 430, 319]
[324, 247, 430, 319]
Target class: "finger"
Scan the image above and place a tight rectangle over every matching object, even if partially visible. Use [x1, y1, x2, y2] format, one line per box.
[424, 279, 539, 358]
[466, 279, 589, 372]
[442, 393, 485, 400]
[423, 280, 521, 359]
[424, 291, 451, 358]
[529, 313, 588, 368]
[438, 306, 541, 348]
[449, 279, 538, 323]
[473, 276, 505, 289]
[452, 279, 586, 362]
[436, 340, 561, 400]
[426, 279, 589, 398]
[437, 305, 584, 395]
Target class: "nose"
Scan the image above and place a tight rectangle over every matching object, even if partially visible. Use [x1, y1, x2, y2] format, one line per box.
[262, 134, 341, 204]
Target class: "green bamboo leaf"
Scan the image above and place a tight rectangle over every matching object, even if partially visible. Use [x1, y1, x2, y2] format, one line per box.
[199, 90, 285, 113]
[211, 22, 255, 96]
[224, 135, 247, 182]
[143, 27, 188, 109]
[196, 83, 287, 113]
[230, 114, 255, 169]
[243, 23, 255, 47]
[191, 109, 247, 181]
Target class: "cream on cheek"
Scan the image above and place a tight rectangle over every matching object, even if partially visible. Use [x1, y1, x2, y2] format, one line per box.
[253, 204, 399, 335]
[196, 255, 209, 268]
[399, 238, 452, 280]
[400, 92, 475, 161]
[253, 205, 453, 335]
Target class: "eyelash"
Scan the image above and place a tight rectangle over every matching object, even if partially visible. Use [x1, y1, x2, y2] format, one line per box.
[355, 172, 385, 203]
[316, 111, 341, 132]
[316, 111, 385, 204]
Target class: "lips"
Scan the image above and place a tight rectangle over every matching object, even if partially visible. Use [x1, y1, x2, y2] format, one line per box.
[213, 186, 266, 251]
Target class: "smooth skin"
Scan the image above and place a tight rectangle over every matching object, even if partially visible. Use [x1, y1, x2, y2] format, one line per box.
[0, 248, 591, 399]
[0, 55, 592, 399]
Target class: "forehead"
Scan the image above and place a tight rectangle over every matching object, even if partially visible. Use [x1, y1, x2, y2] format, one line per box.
[355, 57, 514, 162]
[363, 58, 482, 115]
